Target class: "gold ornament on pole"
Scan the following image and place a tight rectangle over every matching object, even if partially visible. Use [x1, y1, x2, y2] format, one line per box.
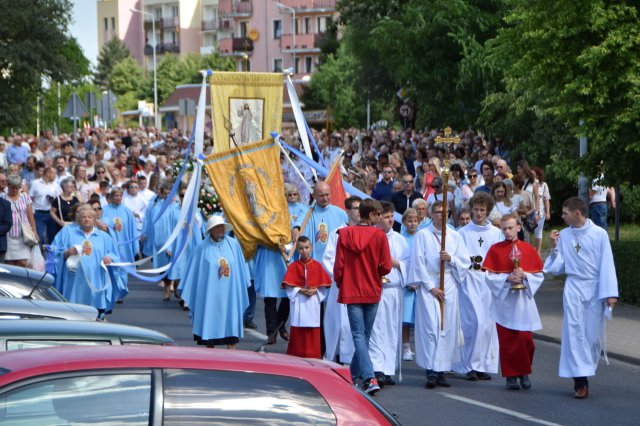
[433, 127, 460, 330]
[509, 242, 526, 290]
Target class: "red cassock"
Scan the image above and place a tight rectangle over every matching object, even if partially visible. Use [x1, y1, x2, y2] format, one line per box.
[282, 258, 331, 359]
[483, 240, 543, 377]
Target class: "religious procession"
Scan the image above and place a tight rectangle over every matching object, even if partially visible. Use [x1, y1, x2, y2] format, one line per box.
[0, 71, 619, 407]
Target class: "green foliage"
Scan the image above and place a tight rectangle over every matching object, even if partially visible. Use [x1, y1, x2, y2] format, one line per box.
[185, 53, 236, 83]
[611, 241, 640, 305]
[109, 58, 146, 97]
[619, 185, 640, 223]
[486, 0, 640, 186]
[0, 0, 89, 131]
[338, 0, 504, 128]
[94, 38, 132, 89]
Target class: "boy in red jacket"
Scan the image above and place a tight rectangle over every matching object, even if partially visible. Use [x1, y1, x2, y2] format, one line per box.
[282, 236, 332, 358]
[334, 198, 392, 395]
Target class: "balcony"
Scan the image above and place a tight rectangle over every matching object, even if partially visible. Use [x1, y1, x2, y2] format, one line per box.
[218, 0, 252, 18]
[280, 33, 323, 53]
[144, 42, 181, 55]
[161, 16, 179, 29]
[143, 17, 161, 31]
[217, 19, 232, 31]
[218, 37, 254, 56]
[280, 0, 336, 12]
[202, 19, 218, 32]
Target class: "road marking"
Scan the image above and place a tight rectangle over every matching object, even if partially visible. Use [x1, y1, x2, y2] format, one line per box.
[245, 328, 268, 340]
[439, 393, 562, 426]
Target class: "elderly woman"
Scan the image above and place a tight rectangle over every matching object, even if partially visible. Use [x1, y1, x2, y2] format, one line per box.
[51, 204, 121, 319]
[2, 174, 37, 266]
[285, 183, 308, 229]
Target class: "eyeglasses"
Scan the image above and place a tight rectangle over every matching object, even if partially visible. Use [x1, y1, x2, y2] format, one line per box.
[431, 210, 444, 215]
[93, 207, 102, 211]
[432, 185, 441, 189]
[350, 206, 360, 210]
[403, 180, 413, 184]
[129, 186, 139, 189]
[286, 192, 298, 196]
[97, 171, 105, 175]
[383, 170, 393, 174]
[468, 174, 477, 178]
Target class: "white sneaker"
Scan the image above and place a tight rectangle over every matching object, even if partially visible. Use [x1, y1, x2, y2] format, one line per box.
[402, 348, 414, 361]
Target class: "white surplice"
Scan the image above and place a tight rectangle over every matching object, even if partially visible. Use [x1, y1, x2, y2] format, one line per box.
[322, 224, 355, 363]
[454, 221, 503, 374]
[286, 286, 328, 327]
[486, 269, 544, 331]
[544, 219, 618, 377]
[369, 230, 409, 376]
[407, 224, 470, 372]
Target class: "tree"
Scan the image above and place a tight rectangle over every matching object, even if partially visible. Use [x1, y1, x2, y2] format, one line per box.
[109, 57, 146, 96]
[338, 0, 504, 128]
[485, 0, 640, 186]
[0, 0, 89, 131]
[94, 38, 132, 89]
[183, 53, 235, 84]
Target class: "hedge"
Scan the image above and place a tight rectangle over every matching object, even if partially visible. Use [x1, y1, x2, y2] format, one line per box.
[612, 241, 640, 306]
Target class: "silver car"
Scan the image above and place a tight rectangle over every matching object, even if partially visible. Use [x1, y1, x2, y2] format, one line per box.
[0, 298, 98, 321]
[0, 265, 64, 302]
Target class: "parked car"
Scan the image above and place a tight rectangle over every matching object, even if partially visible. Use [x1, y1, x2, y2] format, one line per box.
[0, 264, 64, 302]
[0, 346, 401, 425]
[0, 320, 174, 351]
[0, 298, 98, 321]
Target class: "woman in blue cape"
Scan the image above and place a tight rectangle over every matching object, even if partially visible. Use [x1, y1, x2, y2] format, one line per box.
[179, 215, 250, 349]
[51, 204, 121, 319]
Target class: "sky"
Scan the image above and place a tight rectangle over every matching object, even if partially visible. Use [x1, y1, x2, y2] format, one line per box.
[69, 1, 99, 67]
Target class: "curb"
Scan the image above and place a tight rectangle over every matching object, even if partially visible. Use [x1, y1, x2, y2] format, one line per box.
[533, 332, 640, 367]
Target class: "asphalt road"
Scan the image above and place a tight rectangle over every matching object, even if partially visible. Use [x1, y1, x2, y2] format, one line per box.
[110, 278, 640, 426]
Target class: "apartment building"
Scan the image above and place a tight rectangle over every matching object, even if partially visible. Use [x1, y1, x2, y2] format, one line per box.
[97, 0, 337, 76]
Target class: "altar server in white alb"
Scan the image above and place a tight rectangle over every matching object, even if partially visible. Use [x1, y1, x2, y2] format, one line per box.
[407, 201, 470, 389]
[322, 196, 361, 364]
[369, 201, 409, 387]
[454, 192, 503, 381]
[544, 197, 618, 400]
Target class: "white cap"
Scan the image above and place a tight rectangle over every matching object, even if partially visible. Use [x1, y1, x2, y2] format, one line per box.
[206, 215, 232, 234]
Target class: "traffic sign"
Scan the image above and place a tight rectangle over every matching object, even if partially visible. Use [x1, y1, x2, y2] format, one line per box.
[62, 93, 87, 120]
[399, 103, 412, 118]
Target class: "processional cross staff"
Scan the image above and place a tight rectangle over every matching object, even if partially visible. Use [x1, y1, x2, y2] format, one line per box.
[434, 127, 460, 330]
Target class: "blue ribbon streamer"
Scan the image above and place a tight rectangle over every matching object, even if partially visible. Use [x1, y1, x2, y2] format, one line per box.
[279, 138, 403, 223]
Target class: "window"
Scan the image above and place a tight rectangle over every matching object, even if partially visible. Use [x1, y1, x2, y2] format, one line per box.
[294, 57, 300, 74]
[6, 340, 111, 351]
[273, 58, 283, 73]
[103, 17, 108, 31]
[304, 17, 312, 34]
[239, 21, 248, 38]
[111, 17, 116, 31]
[317, 16, 329, 33]
[162, 369, 335, 425]
[0, 373, 151, 425]
[273, 19, 282, 39]
[154, 8, 161, 20]
[305, 56, 313, 73]
[171, 5, 179, 17]
[294, 18, 299, 35]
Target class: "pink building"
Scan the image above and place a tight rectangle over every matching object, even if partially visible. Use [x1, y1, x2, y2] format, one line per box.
[217, 0, 337, 78]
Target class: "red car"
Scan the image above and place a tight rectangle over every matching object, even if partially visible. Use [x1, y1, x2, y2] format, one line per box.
[0, 346, 401, 425]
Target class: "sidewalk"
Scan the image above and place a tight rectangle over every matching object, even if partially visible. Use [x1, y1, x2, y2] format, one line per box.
[535, 274, 640, 366]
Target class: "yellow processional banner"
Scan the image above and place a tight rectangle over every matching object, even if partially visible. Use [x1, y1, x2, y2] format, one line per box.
[210, 72, 284, 152]
[203, 138, 290, 259]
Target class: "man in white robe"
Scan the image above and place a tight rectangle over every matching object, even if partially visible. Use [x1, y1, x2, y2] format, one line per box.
[407, 201, 470, 388]
[544, 197, 618, 399]
[454, 192, 503, 380]
[322, 196, 361, 363]
[369, 201, 409, 386]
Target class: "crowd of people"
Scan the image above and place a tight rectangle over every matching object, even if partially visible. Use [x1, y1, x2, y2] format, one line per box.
[0, 125, 618, 401]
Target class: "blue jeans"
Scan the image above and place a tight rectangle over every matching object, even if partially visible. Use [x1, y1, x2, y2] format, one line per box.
[347, 303, 379, 381]
[590, 203, 608, 230]
[35, 211, 58, 245]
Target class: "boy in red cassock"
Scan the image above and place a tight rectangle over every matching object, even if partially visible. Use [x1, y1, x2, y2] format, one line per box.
[482, 213, 544, 391]
[282, 236, 332, 358]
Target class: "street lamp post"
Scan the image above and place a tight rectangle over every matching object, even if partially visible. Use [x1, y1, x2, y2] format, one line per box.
[131, 8, 160, 131]
[276, 3, 296, 75]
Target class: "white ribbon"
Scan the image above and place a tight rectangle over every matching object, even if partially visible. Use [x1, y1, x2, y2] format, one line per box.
[284, 74, 317, 179]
